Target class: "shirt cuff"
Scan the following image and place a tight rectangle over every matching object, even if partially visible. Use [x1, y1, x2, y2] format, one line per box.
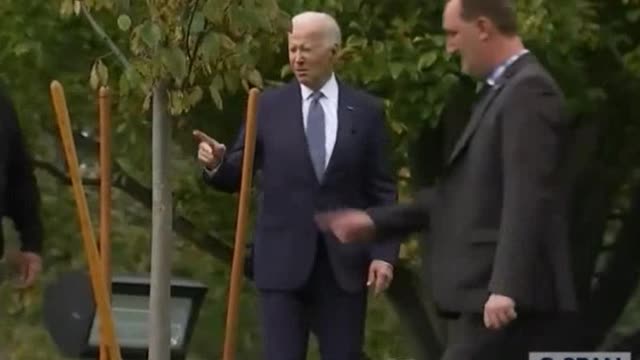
[204, 158, 224, 177]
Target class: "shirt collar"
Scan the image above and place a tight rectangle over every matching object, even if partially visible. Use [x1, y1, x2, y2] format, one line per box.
[300, 73, 338, 101]
[486, 49, 529, 86]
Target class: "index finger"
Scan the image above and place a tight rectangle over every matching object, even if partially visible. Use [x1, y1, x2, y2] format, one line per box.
[193, 129, 217, 145]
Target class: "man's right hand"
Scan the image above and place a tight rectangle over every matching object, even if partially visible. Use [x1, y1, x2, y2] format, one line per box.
[193, 129, 226, 169]
[315, 209, 376, 243]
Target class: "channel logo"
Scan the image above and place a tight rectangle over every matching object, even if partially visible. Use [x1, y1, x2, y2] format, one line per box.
[529, 352, 631, 360]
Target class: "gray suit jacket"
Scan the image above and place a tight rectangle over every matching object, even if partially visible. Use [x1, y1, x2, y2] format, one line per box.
[369, 53, 578, 314]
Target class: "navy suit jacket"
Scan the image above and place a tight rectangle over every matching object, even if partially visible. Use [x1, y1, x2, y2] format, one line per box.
[205, 79, 400, 293]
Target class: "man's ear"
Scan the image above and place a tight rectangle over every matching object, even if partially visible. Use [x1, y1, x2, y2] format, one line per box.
[476, 16, 492, 41]
[331, 44, 341, 57]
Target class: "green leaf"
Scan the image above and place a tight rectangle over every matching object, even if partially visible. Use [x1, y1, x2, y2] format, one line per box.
[220, 34, 236, 50]
[161, 47, 188, 81]
[346, 35, 367, 48]
[389, 62, 403, 79]
[627, 9, 640, 22]
[117, 14, 132, 31]
[587, 87, 607, 102]
[60, 0, 74, 17]
[13, 43, 31, 56]
[432, 35, 445, 47]
[139, 21, 163, 49]
[125, 66, 143, 88]
[189, 12, 206, 34]
[119, 73, 130, 96]
[97, 59, 109, 83]
[203, 0, 225, 25]
[280, 64, 291, 78]
[209, 82, 223, 110]
[418, 52, 438, 70]
[212, 74, 224, 90]
[227, 5, 245, 35]
[224, 72, 239, 94]
[373, 41, 385, 54]
[200, 33, 221, 61]
[188, 86, 204, 105]
[169, 90, 186, 115]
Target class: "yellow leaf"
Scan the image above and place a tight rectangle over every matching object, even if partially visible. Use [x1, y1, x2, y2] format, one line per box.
[247, 68, 263, 88]
[89, 63, 100, 90]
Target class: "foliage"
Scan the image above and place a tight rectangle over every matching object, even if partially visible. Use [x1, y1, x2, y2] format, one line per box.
[0, 0, 639, 359]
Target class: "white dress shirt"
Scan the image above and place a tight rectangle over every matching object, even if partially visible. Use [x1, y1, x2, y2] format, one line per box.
[206, 74, 340, 174]
[299, 73, 339, 169]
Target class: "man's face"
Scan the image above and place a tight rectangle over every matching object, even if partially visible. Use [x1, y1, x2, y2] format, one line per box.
[442, 0, 489, 78]
[288, 22, 336, 89]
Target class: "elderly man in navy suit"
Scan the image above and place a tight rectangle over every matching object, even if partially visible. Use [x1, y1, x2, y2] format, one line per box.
[194, 11, 400, 360]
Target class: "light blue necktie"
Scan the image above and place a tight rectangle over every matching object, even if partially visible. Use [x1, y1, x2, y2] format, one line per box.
[306, 91, 325, 180]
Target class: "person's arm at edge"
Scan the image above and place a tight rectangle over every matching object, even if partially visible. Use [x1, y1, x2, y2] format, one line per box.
[2, 94, 43, 255]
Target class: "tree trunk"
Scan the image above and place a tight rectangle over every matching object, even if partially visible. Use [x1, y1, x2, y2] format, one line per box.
[579, 184, 640, 349]
[148, 81, 173, 360]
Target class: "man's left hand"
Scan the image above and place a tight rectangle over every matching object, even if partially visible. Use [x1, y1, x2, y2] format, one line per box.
[483, 293, 517, 330]
[367, 260, 393, 296]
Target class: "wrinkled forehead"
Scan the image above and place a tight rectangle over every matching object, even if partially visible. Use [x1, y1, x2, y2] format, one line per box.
[288, 25, 326, 45]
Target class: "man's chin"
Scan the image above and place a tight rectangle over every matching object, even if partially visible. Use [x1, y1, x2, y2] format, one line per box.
[295, 73, 309, 83]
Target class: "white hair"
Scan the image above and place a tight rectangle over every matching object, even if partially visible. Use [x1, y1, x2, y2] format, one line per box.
[291, 11, 342, 48]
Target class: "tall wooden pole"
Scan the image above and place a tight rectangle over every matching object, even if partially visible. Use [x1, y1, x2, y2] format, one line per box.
[49, 80, 122, 360]
[222, 88, 260, 360]
[98, 86, 113, 360]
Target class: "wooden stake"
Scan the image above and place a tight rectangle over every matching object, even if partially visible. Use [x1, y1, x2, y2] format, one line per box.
[49, 80, 122, 360]
[222, 88, 260, 360]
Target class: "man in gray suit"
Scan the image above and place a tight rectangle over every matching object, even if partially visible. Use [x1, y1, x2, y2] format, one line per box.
[317, 0, 577, 358]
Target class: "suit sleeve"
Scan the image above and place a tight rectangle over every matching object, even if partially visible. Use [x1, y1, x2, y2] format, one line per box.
[367, 188, 432, 241]
[363, 101, 403, 264]
[2, 95, 44, 254]
[488, 77, 569, 304]
[203, 98, 263, 193]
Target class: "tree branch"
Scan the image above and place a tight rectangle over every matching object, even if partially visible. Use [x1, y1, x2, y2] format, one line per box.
[81, 2, 133, 70]
[183, 0, 201, 55]
[32, 157, 232, 262]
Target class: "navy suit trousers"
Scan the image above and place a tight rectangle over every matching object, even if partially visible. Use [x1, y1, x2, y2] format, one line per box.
[258, 237, 367, 360]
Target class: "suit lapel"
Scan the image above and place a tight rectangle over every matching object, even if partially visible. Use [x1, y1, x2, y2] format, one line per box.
[324, 82, 354, 178]
[447, 83, 504, 165]
[446, 53, 536, 166]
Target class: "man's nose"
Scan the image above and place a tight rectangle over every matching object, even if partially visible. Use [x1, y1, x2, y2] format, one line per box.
[289, 50, 300, 62]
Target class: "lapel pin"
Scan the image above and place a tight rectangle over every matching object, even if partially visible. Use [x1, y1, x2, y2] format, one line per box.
[347, 106, 354, 111]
